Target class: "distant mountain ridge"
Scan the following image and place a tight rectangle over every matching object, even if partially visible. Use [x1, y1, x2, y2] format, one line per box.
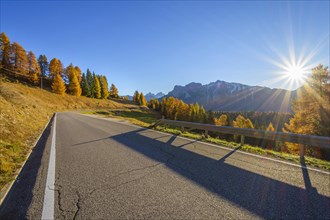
[145, 92, 165, 101]
[166, 80, 297, 113]
[124, 92, 165, 101]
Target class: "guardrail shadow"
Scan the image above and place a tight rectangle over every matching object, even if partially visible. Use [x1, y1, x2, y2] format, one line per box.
[109, 128, 330, 219]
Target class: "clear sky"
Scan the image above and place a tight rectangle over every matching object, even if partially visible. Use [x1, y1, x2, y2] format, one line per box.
[1, 1, 329, 96]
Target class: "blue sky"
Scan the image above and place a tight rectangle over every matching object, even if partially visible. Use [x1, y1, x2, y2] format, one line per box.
[1, 1, 329, 95]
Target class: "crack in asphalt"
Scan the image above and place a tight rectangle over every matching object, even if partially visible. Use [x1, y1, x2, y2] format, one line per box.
[88, 163, 162, 196]
[72, 191, 82, 220]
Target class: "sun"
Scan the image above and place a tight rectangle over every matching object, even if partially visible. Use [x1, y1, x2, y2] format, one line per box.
[285, 63, 306, 81]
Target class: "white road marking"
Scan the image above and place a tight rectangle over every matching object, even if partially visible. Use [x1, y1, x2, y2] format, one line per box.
[41, 113, 57, 220]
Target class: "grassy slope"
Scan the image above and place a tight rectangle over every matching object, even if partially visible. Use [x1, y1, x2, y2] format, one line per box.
[84, 109, 330, 171]
[0, 78, 140, 189]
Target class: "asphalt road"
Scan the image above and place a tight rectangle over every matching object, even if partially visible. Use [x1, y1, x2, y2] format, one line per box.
[1, 112, 330, 219]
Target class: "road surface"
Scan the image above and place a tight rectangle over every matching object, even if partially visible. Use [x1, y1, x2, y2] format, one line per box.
[1, 112, 329, 219]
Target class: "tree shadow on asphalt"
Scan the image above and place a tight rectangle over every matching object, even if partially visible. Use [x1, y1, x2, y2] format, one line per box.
[0, 115, 55, 220]
[107, 128, 330, 219]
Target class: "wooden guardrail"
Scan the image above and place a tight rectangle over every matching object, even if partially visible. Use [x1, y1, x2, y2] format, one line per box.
[152, 119, 330, 154]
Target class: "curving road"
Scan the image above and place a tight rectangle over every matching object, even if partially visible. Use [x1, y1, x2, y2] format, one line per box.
[1, 112, 329, 219]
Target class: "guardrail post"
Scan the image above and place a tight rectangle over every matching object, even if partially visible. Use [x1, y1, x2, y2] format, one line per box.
[300, 144, 306, 158]
[205, 130, 208, 138]
[240, 136, 245, 146]
[181, 126, 184, 132]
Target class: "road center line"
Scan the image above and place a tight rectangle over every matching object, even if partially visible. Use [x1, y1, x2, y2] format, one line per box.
[41, 113, 57, 220]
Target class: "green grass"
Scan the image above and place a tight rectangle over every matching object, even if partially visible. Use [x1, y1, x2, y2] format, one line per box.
[86, 109, 330, 171]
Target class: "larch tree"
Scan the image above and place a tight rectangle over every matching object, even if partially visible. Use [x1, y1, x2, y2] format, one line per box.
[266, 122, 275, 131]
[0, 32, 12, 68]
[67, 64, 82, 96]
[51, 73, 66, 95]
[49, 58, 63, 79]
[74, 66, 82, 83]
[133, 91, 140, 103]
[233, 115, 254, 129]
[139, 92, 147, 106]
[27, 51, 40, 84]
[93, 73, 101, 99]
[100, 76, 109, 99]
[215, 114, 229, 126]
[284, 64, 330, 157]
[109, 83, 119, 98]
[233, 115, 254, 142]
[11, 42, 28, 74]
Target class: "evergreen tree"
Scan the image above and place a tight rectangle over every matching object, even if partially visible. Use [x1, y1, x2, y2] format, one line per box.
[207, 110, 215, 124]
[100, 76, 109, 99]
[81, 73, 90, 96]
[67, 64, 82, 96]
[38, 55, 49, 88]
[27, 51, 40, 84]
[86, 69, 94, 97]
[139, 92, 147, 106]
[11, 42, 28, 74]
[51, 73, 66, 95]
[49, 58, 63, 79]
[94, 73, 101, 99]
[109, 83, 119, 98]
[133, 91, 140, 103]
[0, 32, 12, 68]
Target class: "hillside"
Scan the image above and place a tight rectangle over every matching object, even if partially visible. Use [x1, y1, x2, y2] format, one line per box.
[0, 78, 140, 189]
[166, 80, 298, 112]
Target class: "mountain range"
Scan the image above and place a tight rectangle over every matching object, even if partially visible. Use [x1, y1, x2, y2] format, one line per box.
[164, 80, 298, 113]
[145, 92, 165, 101]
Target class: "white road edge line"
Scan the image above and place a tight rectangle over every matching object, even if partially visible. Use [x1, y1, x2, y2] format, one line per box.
[81, 114, 330, 175]
[41, 113, 57, 220]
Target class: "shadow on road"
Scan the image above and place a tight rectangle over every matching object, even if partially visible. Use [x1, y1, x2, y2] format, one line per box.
[106, 128, 329, 219]
[0, 115, 54, 219]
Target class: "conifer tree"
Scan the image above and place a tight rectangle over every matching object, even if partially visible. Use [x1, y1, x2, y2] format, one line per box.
[139, 92, 147, 106]
[233, 115, 254, 142]
[215, 114, 229, 126]
[67, 64, 82, 96]
[94, 74, 101, 99]
[27, 51, 40, 84]
[74, 66, 82, 83]
[38, 55, 49, 88]
[0, 32, 11, 68]
[233, 115, 254, 129]
[81, 73, 90, 97]
[207, 110, 215, 124]
[266, 122, 275, 131]
[49, 58, 63, 79]
[11, 42, 28, 74]
[284, 64, 330, 157]
[86, 69, 94, 97]
[51, 73, 66, 95]
[100, 76, 109, 99]
[133, 91, 140, 103]
[109, 83, 119, 98]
